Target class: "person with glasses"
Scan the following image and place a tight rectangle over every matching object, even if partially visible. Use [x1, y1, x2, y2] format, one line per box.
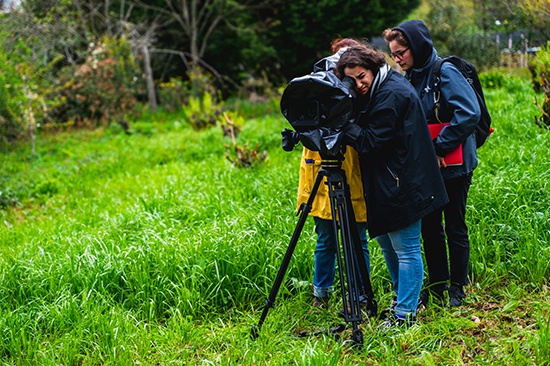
[336, 45, 448, 329]
[390, 47, 409, 61]
[383, 20, 481, 308]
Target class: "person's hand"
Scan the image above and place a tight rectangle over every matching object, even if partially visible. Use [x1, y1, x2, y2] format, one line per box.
[436, 155, 446, 168]
[343, 122, 362, 145]
[341, 75, 357, 97]
[281, 128, 300, 151]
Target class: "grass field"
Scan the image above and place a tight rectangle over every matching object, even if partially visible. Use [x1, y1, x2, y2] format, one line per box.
[0, 71, 549, 365]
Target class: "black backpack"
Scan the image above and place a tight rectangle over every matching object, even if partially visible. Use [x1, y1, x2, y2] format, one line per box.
[430, 56, 493, 148]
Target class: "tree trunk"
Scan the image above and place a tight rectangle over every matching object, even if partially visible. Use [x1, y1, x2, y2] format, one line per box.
[141, 45, 157, 111]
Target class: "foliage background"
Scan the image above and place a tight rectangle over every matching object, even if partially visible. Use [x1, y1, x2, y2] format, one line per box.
[1, 0, 548, 146]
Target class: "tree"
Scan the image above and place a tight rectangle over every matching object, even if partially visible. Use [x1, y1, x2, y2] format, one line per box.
[124, 0, 421, 90]
[471, 0, 548, 51]
[473, 0, 523, 32]
[203, 3, 280, 93]
[519, 0, 550, 41]
[129, 0, 272, 94]
[268, 0, 421, 80]
[0, 0, 150, 131]
[424, 0, 500, 70]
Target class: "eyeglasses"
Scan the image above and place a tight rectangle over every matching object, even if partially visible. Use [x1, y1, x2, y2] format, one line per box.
[390, 47, 409, 60]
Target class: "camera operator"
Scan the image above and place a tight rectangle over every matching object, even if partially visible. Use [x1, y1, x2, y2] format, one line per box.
[294, 37, 371, 309]
[335, 45, 448, 330]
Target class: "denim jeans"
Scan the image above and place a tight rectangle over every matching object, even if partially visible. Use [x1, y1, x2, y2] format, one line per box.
[376, 219, 423, 317]
[313, 217, 370, 298]
[422, 173, 472, 292]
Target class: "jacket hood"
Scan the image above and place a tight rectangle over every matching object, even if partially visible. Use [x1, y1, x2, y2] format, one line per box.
[405, 48, 438, 87]
[393, 19, 433, 68]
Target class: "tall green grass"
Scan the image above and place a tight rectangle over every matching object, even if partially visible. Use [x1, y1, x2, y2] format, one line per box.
[0, 74, 549, 364]
[469, 77, 550, 286]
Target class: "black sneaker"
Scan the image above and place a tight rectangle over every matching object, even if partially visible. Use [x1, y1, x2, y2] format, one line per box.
[380, 312, 416, 332]
[379, 295, 397, 320]
[418, 290, 429, 309]
[448, 285, 466, 307]
[312, 296, 329, 308]
[419, 288, 446, 308]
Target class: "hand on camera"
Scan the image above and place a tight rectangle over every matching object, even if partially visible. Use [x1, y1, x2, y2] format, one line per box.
[281, 128, 301, 151]
[343, 122, 362, 145]
[341, 76, 357, 98]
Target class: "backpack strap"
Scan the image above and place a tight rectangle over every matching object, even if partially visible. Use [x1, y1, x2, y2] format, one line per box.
[430, 58, 445, 123]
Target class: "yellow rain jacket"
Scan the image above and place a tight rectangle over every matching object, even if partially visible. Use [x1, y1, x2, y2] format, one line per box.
[296, 147, 367, 222]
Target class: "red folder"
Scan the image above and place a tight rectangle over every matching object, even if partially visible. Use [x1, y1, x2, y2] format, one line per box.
[428, 123, 463, 166]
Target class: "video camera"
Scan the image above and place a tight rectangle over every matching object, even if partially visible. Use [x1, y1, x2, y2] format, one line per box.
[280, 71, 355, 157]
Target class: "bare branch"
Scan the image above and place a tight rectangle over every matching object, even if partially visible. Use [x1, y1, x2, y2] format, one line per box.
[149, 47, 224, 87]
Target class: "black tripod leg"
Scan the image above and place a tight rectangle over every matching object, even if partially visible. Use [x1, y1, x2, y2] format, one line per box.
[325, 169, 364, 348]
[251, 170, 325, 340]
[345, 195, 377, 318]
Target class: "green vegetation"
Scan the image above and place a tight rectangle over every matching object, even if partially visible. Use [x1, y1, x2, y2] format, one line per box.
[529, 41, 550, 127]
[0, 72, 549, 364]
[4, 0, 550, 149]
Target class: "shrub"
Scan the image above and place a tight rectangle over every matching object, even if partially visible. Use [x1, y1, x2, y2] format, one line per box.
[237, 72, 280, 103]
[182, 92, 223, 131]
[480, 71, 507, 89]
[221, 111, 267, 168]
[157, 77, 190, 113]
[47, 36, 146, 129]
[0, 24, 72, 146]
[0, 36, 27, 145]
[186, 65, 219, 100]
[0, 89, 22, 145]
[480, 70, 532, 94]
[529, 41, 550, 127]
[159, 66, 224, 129]
[446, 30, 500, 71]
[0, 186, 20, 208]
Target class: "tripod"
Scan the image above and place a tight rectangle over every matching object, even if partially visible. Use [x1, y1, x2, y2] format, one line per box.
[251, 152, 377, 347]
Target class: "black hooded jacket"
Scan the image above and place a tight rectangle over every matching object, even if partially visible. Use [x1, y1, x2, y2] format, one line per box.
[346, 69, 449, 238]
[393, 19, 480, 180]
[393, 20, 433, 69]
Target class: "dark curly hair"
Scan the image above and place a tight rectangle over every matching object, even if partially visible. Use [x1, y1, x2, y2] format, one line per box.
[335, 45, 387, 79]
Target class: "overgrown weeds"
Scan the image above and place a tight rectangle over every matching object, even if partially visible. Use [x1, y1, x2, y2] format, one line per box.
[0, 76, 549, 364]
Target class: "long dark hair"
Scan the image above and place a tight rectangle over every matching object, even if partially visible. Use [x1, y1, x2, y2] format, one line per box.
[335, 46, 386, 79]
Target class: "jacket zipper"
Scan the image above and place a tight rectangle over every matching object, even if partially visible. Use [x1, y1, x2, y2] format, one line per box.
[385, 165, 400, 187]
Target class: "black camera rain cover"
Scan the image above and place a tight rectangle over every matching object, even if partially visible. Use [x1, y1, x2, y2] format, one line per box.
[280, 71, 353, 132]
[279, 71, 353, 155]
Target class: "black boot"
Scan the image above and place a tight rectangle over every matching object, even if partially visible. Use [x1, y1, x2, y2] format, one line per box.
[418, 287, 446, 308]
[448, 285, 466, 307]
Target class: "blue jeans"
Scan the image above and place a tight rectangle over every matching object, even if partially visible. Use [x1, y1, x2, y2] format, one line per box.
[376, 220, 423, 317]
[313, 217, 370, 298]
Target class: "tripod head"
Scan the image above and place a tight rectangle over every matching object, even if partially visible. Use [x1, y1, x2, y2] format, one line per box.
[280, 127, 348, 157]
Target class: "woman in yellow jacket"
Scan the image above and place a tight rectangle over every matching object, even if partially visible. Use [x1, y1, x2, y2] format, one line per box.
[297, 145, 369, 307]
[296, 37, 370, 307]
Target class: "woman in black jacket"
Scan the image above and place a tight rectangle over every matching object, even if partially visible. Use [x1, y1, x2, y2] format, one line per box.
[336, 45, 448, 328]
